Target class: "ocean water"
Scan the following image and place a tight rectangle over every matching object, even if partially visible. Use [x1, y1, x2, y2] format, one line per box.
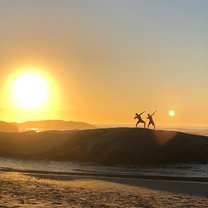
[98, 125, 208, 137]
[0, 157, 208, 178]
[160, 127, 208, 137]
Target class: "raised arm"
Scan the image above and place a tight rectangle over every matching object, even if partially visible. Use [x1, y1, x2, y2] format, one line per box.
[151, 111, 157, 116]
[139, 111, 145, 116]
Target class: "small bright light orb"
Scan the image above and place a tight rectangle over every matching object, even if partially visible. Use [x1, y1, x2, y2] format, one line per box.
[168, 110, 175, 117]
[11, 73, 50, 109]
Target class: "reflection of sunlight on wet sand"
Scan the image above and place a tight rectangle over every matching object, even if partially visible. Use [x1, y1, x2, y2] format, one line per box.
[154, 131, 177, 145]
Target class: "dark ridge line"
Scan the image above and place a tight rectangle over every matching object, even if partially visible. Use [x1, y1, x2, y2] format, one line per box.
[1, 168, 208, 183]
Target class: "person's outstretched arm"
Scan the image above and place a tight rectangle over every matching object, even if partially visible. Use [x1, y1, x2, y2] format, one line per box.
[139, 111, 145, 115]
[151, 111, 157, 116]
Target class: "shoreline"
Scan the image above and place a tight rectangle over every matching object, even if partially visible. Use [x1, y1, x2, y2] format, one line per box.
[1, 167, 208, 183]
[1, 170, 208, 207]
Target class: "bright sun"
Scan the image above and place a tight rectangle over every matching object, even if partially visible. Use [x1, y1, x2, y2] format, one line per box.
[168, 110, 175, 117]
[11, 73, 50, 109]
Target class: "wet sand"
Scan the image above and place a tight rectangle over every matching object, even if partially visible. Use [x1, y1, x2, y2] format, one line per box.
[1, 171, 208, 207]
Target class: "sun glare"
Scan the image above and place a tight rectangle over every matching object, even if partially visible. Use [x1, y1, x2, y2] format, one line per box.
[11, 73, 50, 109]
[168, 110, 175, 117]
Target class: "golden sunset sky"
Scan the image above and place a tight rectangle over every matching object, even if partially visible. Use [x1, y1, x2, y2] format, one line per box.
[0, 0, 207, 127]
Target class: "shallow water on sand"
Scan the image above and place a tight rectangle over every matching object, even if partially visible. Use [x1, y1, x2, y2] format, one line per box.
[0, 157, 208, 178]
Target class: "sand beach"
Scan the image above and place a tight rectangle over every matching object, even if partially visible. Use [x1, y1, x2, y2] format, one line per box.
[1, 170, 208, 208]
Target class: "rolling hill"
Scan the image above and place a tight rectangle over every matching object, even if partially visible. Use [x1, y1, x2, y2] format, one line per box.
[11, 120, 96, 131]
[0, 128, 207, 165]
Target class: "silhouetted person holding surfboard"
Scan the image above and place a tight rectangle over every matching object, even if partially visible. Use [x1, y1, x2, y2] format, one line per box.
[134, 111, 146, 128]
[147, 111, 156, 130]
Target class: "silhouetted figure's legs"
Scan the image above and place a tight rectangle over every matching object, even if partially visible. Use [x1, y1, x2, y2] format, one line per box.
[136, 120, 146, 128]
[141, 120, 146, 128]
[152, 122, 155, 130]
[148, 121, 155, 130]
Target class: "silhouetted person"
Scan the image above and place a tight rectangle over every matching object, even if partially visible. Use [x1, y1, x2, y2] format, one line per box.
[134, 111, 146, 128]
[147, 111, 156, 130]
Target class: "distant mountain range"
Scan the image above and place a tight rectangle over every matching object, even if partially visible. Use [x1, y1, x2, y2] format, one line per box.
[0, 121, 18, 132]
[11, 120, 96, 132]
